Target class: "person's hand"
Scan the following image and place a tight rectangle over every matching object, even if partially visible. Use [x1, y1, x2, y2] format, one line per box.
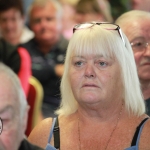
[55, 64, 64, 77]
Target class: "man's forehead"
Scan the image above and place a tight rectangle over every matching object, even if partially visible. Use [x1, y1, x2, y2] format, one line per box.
[122, 20, 150, 41]
[0, 92, 18, 113]
[0, 105, 14, 115]
[0, 80, 13, 93]
[0, 72, 13, 88]
[0, 74, 18, 103]
[32, 1, 56, 11]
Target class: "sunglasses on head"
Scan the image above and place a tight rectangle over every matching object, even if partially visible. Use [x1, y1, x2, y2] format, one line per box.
[73, 22, 125, 46]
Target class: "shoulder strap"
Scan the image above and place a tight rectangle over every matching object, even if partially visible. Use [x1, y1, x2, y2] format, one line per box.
[47, 117, 60, 149]
[131, 118, 149, 146]
[48, 118, 57, 144]
[53, 117, 60, 149]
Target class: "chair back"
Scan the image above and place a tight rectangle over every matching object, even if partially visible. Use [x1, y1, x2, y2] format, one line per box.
[26, 76, 43, 136]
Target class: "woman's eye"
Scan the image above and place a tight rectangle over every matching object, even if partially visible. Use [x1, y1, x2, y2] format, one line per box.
[99, 61, 107, 67]
[74, 61, 83, 66]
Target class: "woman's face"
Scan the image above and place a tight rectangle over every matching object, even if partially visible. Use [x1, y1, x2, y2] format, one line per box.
[0, 8, 24, 43]
[69, 54, 122, 106]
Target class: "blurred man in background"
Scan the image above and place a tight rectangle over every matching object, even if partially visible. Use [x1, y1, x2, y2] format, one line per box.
[74, 0, 113, 24]
[22, 0, 68, 118]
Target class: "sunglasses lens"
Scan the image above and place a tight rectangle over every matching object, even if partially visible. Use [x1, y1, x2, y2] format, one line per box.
[100, 24, 117, 30]
[74, 23, 93, 32]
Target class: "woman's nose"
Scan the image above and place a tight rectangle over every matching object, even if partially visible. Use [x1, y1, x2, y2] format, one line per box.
[84, 64, 96, 78]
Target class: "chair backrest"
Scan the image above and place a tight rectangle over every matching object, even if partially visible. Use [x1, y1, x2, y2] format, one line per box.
[26, 76, 44, 136]
[17, 47, 31, 97]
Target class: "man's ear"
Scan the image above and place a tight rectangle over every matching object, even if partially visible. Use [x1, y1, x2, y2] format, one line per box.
[22, 105, 30, 133]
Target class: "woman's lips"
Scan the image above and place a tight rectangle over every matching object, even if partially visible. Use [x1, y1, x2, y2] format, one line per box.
[82, 84, 99, 88]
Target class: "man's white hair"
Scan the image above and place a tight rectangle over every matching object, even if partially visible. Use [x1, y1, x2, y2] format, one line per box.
[115, 10, 150, 27]
[28, 0, 63, 22]
[0, 62, 27, 119]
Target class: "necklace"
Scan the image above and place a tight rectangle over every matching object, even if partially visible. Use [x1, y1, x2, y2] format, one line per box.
[78, 103, 123, 150]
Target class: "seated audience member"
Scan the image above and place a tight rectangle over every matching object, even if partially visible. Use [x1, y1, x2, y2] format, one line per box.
[74, 0, 113, 24]
[115, 10, 150, 116]
[22, 0, 68, 118]
[59, 0, 78, 40]
[0, 0, 34, 46]
[97, 0, 113, 22]
[0, 63, 43, 150]
[0, 0, 32, 96]
[0, 38, 31, 97]
[131, 0, 150, 11]
[28, 22, 150, 149]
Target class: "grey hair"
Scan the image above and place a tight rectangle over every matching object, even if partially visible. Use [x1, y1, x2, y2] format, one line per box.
[56, 24, 145, 116]
[28, 0, 63, 22]
[115, 10, 150, 27]
[0, 63, 27, 119]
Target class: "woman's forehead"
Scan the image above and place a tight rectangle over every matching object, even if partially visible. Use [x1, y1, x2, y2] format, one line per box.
[72, 46, 115, 59]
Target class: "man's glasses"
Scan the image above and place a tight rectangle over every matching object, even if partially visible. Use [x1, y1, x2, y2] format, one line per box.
[131, 37, 150, 52]
[73, 22, 125, 46]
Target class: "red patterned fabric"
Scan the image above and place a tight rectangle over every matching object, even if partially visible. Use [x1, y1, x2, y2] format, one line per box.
[17, 47, 31, 97]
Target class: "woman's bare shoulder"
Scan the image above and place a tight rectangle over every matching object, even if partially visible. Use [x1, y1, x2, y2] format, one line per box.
[142, 116, 150, 134]
[28, 117, 53, 148]
[139, 116, 150, 149]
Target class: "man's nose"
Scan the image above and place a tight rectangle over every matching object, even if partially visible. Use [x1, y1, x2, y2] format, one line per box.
[40, 19, 47, 27]
[143, 43, 150, 56]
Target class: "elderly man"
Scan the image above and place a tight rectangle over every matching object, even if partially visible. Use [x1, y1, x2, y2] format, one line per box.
[0, 63, 43, 150]
[22, 0, 68, 118]
[115, 10, 150, 116]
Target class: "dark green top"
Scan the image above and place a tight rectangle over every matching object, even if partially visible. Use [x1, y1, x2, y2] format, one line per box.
[0, 38, 20, 73]
[19, 139, 44, 150]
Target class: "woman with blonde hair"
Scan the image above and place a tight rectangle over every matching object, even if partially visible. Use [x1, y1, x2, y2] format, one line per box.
[28, 22, 150, 150]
